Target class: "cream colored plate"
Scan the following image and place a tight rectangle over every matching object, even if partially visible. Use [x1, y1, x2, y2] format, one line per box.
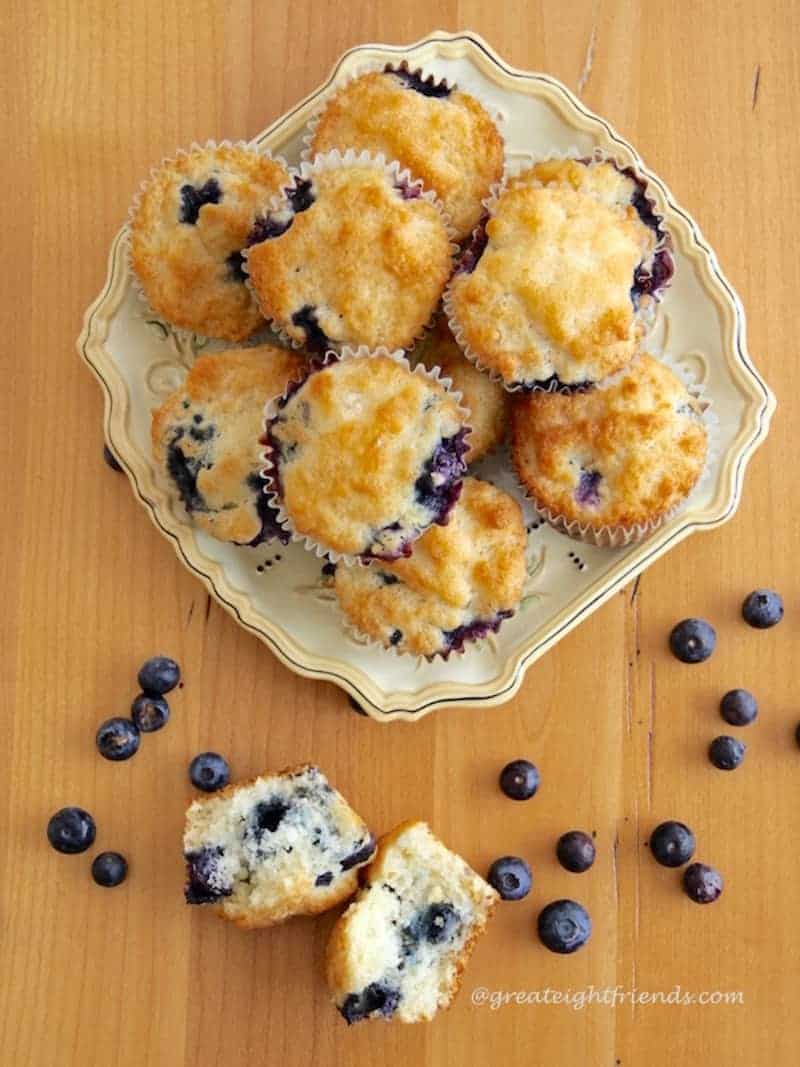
[78, 30, 774, 721]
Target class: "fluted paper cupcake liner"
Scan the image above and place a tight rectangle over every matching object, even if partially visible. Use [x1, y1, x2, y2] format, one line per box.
[259, 345, 472, 565]
[241, 148, 459, 355]
[126, 139, 290, 346]
[444, 147, 675, 394]
[512, 351, 718, 548]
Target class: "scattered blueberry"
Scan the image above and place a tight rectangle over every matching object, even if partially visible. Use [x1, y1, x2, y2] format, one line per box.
[96, 717, 140, 761]
[499, 759, 540, 800]
[487, 856, 532, 901]
[709, 735, 746, 771]
[47, 807, 96, 854]
[556, 831, 596, 873]
[668, 618, 717, 664]
[189, 752, 230, 792]
[137, 655, 181, 695]
[537, 899, 592, 954]
[742, 589, 783, 629]
[131, 692, 170, 733]
[103, 444, 123, 472]
[91, 851, 128, 887]
[720, 689, 758, 727]
[683, 862, 723, 904]
[649, 821, 696, 867]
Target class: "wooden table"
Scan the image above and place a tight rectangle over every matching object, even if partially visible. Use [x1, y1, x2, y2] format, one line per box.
[3, 3, 796, 1064]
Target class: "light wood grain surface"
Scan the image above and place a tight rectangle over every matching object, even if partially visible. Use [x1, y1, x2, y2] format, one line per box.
[2, 2, 797, 1065]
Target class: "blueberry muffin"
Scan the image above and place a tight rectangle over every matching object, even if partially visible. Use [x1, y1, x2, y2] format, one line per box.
[183, 764, 375, 928]
[244, 154, 453, 351]
[511, 354, 708, 539]
[265, 353, 469, 560]
[326, 820, 498, 1024]
[334, 477, 526, 657]
[309, 66, 504, 241]
[445, 158, 673, 389]
[151, 345, 305, 545]
[414, 318, 508, 463]
[130, 144, 289, 341]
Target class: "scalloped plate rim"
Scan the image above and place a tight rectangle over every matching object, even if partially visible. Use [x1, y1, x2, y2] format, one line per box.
[77, 29, 775, 722]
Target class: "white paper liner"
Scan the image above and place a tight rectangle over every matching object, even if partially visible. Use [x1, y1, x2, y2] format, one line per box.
[259, 345, 472, 565]
[513, 352, 719, 548]
[126, 139, 290, 344]
[241, 148, 459, 354]
[298, 60, 507, 240]
[443, 147, 675, 394]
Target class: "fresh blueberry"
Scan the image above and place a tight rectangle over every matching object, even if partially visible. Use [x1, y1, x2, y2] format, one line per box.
[91, 851, 128, 887]
[103, 444, 123, 472]
[179, 178, 222, 224]
[189, 752, 230, 792]
[537, 899, 592, 954]
[96, 717, 140, 761]
[649, 821, 696, 867]
[340, 982, 400, 1025]
[556, 831, 596, 873]
[131, 692, 170, 733]
[668, 618, 716, 664]
[683, 862, 723, 904]
[47, 807, 96, 854]
[487, 856, 532, 901]
[709, 735, 746, 771]
[720, 689, 758, 727]
[499, 759, 540, 800]
[137, 655, 181, 695]
[742, 589, 784, 629]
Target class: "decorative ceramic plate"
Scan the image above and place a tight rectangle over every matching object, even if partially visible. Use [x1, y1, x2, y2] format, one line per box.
[78, 30, 774, 721]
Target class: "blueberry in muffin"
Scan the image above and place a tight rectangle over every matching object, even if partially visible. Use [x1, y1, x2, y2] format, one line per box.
[414, 318, 508, 464]
[308, 66, 504, 241]
[511, 354, 708, 541]
[334, 477, 526, 657]
[326, 820, 498, 1024]
[445, 158, 673, 389]
[183, 764, 375, 927]
[130, 143, 290, 341]
[244, 153, 454, 352]
[152, 345, 305, 546]
[265, 352, 469, 560]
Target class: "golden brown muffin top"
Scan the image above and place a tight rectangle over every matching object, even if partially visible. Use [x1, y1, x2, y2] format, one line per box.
[152, 344, 305, 545]
[511, 354, 708, 530]
[245, 159, 453, 352]
[131, 145, 289, 341]
[311, 69, 504, 240]
[446, 159, 661, 388]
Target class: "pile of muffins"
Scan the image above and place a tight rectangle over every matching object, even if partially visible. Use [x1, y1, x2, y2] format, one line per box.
[131, 62, 709, 661]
